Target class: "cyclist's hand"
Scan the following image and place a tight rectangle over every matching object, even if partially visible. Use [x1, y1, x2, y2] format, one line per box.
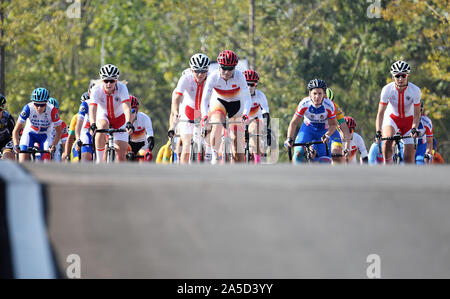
[375, 130, 382, 140]
[145, 149, 153, 161]
[168, 129, 175, 138]
[126, 122, 134, 134]
[13, 145, 20, 154]
[49, 145, 56, 154]
[424, 153, 433, 162]
[241, 114, 249, 125]
[321, 134, 330, 144]
[267, 128, 272, 146]
[201, 115, 208, 128]
[90, 123, 97, 135]
[284, 137, 293, 148]
[75, 139, 82, 151]
[411, 127, 419, 138]
[147, 136, 155, 151]
[343, 148, 350, 157]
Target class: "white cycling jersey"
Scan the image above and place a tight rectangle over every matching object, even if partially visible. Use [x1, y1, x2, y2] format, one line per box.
[90, 81, 130, 120]
[175, 68, 208, 121]
[201, 70, 251, 117]
[419, 115, 433, 144]
[131, 112, 154, 143]
[248, 89, 268, 120]
[295, 97, 336, 128]
[18, 102, 62, 134]
[347, 132, 368, 163]
[380, 82, 421, 118]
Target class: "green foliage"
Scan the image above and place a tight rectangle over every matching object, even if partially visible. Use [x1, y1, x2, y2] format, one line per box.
[1, 0, 448, 161]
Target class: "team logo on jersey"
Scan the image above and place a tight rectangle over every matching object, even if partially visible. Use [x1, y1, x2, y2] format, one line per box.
[32, 114, 37, 118]
[320, 115, 324, 120]
[232, 84, 237, 88]
[81, 106, 87, 113]
[310, 114, 315, 119]
[115, 96, 120, 102]
[406, 96, 411, 101]
[20, 111, 27, 118]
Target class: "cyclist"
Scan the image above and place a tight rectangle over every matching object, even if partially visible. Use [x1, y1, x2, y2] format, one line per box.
[343, 116, 368, 163]
[75, 91, 94, 162]
[12, 88, 62, 162]
[89, 64, 134, 163]
[0, 94, 15, 160]
[415, 101, 433, 164]
[200, 50, 252, 164]
[325, 88, 351, 163]
[368, 138, 384, 165]
[375, 60, 421, 164]
[243, 69, 268, 164]
[285, 79, 336, 163]
[169, 53, 210, 164]
[47, 98, 68, 162]
[128, 95, 154, 161]
[62, 111, 79, 162]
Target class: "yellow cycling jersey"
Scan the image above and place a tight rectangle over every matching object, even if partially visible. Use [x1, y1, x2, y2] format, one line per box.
[333, 102, 345, 125]
[68, 114, 78, 136]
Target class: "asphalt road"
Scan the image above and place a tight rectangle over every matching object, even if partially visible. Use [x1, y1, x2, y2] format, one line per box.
[22, 163, 450, 278]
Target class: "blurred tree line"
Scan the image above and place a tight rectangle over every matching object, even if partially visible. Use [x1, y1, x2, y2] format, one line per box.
[0, 0, 448, 161]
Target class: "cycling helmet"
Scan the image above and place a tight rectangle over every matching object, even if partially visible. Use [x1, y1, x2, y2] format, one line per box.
[344, 116, 356, 129]
[307, 79, 327, 91]
[243, 69, 259, 83]
[99, 64, 120, 80]
[217, 50, 238, 67]
[31, 87, 50, 102]
[390, 60, 410, 75]
[48, 97, 59, 109]
[81, 92, 90, 102]
[88, 81, 96, 94]
[130, 95, 139, 108]
[189, 53, 210, 71]
[326, 88, 334, 101]
[0, 94, 6, 107]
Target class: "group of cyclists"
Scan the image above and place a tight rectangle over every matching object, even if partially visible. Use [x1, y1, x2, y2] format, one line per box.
[0, 51, 445, 165]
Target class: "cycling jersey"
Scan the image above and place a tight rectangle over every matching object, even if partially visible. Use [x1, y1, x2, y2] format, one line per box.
[347, 132, 368, 163]
[418, 115, 433, 144]
[131, 112, 154, 143]
[295, 97, 336, 128]
[333, 102, 346, 125]
[248, 90, 268, 120]
[51, 120, 68, 161]
[380, 82, 421, 139]
[90, 81, 130, 128]
[201, 70, 251, 118]
[0, 110, 15, 149]
[175, 68, 207, 121]
[368, 142, 384, 165]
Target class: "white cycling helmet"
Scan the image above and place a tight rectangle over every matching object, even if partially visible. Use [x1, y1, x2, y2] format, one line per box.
[99, 64, 120, 80]
[390, 60, 410, 75]
[189, 53, 210, 71]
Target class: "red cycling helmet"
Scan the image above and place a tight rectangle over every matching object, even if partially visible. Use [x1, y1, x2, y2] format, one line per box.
[344, 116, 356, 129]
[243, 69, 259, 83]
[130, 95, 139, 109]
[217, 50, 238, 67]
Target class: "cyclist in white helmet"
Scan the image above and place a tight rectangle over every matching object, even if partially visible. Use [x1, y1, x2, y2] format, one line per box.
[89, 64, 134, 163]
[375, 60, 421, 164]
[169, 53, 210, 164]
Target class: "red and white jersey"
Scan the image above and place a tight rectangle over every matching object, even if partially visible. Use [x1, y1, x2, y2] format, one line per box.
[380, 82, 421, 118]
[258, 89, 270, 114]
[51, 121, 68, 144]
[249, 90, 269, 119]
[201, 70, 251, 117]
[295, 97, 336, 127]
[174, 68, 207, 121]
[347, 132, 368, 163]
[419, 115, 433, 144]
[90, 81, 130, 119]
[18, 102, 62, 134]
[131, 112, 154, 143]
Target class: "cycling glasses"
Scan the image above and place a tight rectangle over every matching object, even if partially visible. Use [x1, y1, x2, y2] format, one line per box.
[194, 69, 208, 74]
[33, 103, 46, 108]
[394, 74, 407, 78]
[103, 79, 116, 84]
[247, 82, 256, 87]
[220, 65, 235, 71]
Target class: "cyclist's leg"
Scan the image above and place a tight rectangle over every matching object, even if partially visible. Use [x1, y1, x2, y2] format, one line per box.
[19, 130, 35, 162]
[95, 118, 109, 163]
[293, 123, 312, 164]
[112, 125, 129, 163]
[381, 121, 396, 164]
[401, 126, 415, 164]
[415, 141, 426, 165]
[228, 101, 244, 163]
[180, 133, 193, 164]
[209, 98, 226, 157]
[41, 133, 53, 161]
[314, 128, 331, 163]
[80, 132, 93, 161]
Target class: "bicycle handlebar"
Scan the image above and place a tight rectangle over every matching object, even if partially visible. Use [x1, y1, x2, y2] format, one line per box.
[95, 128, 127, 134]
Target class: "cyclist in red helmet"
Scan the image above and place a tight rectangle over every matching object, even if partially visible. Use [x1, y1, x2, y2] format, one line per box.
[200, 50, 252, 164]
[343, 116, 368, 163]
[128, 95, 154, 162]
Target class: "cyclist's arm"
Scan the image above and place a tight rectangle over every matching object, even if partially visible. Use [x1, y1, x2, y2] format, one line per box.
[286, 114, 302, 139]
[12, 121, 24, 147]
[52, 125, 62, 148]
[144, 114, 154, 137]
[376, 103, 387, 132]
[325, 117, 337, 137]
[89, 103, 97, 127]
[63, 134, 75, 159]
[339, 121, 351, 147]
[426, 136, 433, 154]
[200, 75, 214, 118]
[412, 104, 421, 130]
[75, 115, 83, 141]
[170, 90, 183, 129]
[7, 114, 15, 136]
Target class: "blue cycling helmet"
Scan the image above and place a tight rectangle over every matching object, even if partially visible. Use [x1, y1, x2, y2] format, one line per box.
[31, 88, 50, 102]
[48, 97, 59, 109]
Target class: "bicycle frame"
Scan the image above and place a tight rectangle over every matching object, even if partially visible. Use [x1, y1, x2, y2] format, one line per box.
[379, 132, 417, 164]
[288, 141, 329, 163]
[95, 128, 126, 163]
[208, 119, 242, 164]
[18, 147, 53, 162]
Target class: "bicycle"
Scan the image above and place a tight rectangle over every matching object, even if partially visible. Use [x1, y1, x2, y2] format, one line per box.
[378, 132, 417, 164]
[207, 118, 242, 164]
[75, 141, 93, 163]
[16, 145, 53, 162]
[172, 118, 204, 163]
[95, 128, 127, 163]
[287, 140, 330, 163]
[244, 118, 266, 163]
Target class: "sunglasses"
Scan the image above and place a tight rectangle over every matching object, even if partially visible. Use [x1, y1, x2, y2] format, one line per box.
[194, 69, 208, 74]
[247, 82, 256, 87]
[394, 74, 407, 78]
[34, 103, 46, 108]
[103, 79, 116, 84]
[220, 65, 235, 71]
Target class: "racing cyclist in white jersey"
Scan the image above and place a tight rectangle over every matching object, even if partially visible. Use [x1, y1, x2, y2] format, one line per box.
[200, 50, 252, 164]
[169, 53, 210, 164]
[89, 64, 134, 163]
[342, 116, 368, 163]
[128, 95, 154, 161]
[375, 60, 421, 164]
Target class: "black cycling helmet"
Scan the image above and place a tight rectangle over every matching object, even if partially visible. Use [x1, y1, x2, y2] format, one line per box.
[307, 79, 327, 92]
[0, 94, 6, 107]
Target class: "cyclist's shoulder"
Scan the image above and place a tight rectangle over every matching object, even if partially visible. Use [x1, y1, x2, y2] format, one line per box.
[407, 82, 421, 91]
[255, 89, 267, 98]
[298, 96, 311, 105]
[323, 97, 335, 109]
[137, 111, 151, 120]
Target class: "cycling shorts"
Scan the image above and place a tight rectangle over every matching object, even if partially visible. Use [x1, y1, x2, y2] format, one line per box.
[96, 112, 128, 142]
[209, 97, 242, 119]
[294, 123, 331, 159]
[382, 114, 414, 144]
